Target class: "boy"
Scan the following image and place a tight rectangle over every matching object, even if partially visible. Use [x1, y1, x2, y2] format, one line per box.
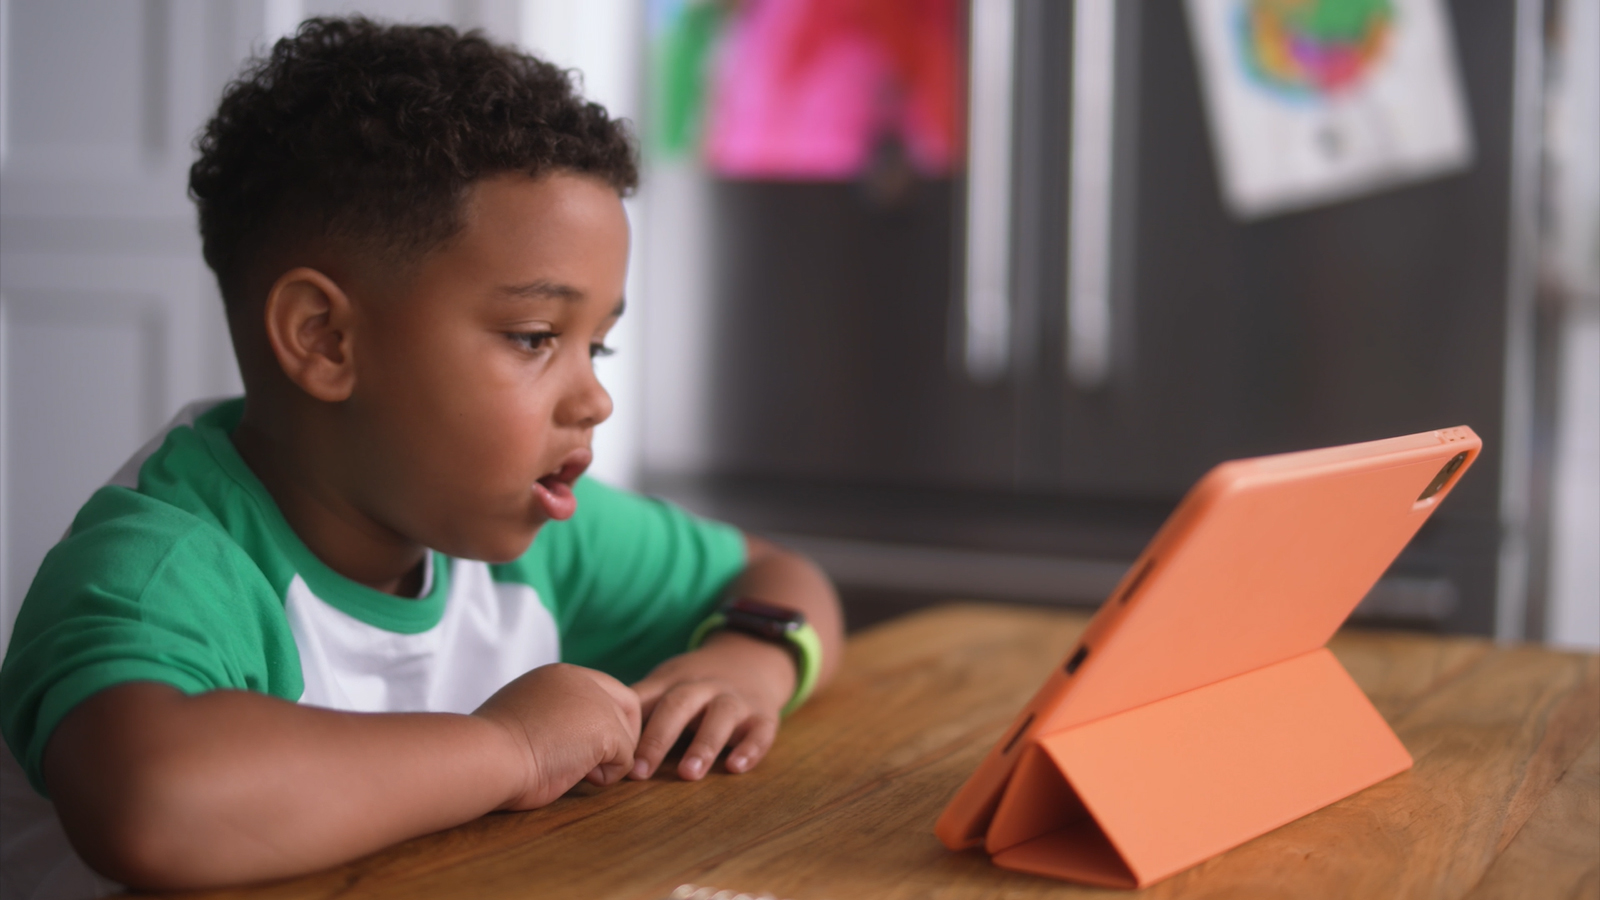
[0, 18, 842, 899]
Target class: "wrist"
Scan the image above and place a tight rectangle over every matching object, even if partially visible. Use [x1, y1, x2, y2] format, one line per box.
[697, 630, 797, 713]
[689, 598, 823, 716]
[472, 710, 541, 811]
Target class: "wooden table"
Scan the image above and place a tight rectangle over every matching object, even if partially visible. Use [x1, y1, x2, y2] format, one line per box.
[153, 604, 1599, 900]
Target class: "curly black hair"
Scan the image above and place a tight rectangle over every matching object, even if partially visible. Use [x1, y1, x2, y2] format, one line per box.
[190, 16, 638, 310]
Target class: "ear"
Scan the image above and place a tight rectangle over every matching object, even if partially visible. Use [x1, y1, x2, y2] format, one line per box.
[262, 267, 358, 402]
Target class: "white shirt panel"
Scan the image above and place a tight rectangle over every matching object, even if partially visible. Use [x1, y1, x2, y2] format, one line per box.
[286, 558, 561, 715]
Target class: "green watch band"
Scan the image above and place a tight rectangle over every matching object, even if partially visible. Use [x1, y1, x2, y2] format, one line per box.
[778, 620, 822, 717]
[689, 603, 823, 718]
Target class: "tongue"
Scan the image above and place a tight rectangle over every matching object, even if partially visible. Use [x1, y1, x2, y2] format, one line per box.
[533, 478, 578, 520]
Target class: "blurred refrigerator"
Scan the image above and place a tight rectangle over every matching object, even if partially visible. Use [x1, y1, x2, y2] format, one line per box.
[645, 0, 1536, 636]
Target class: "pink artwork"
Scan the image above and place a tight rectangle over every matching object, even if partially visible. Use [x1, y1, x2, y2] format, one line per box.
[703, 0, 959, 180]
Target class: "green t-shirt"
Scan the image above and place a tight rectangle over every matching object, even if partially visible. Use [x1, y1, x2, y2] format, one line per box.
[0, 398, 746, 797]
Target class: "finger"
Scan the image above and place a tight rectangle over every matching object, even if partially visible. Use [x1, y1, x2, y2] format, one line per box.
[587, 755, 632, 786]
[629, 683, 713, 780]
[631, 674, 669, 721]
[678, 694, 745, 782]
[587, 718, 641, 787]
[724, 715, 779, 774]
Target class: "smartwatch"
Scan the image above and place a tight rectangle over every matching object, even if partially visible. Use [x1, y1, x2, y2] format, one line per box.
[689, 598, 823, 717]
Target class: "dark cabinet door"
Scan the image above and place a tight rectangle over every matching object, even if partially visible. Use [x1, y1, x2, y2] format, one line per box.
[707, 179, 1023, 494]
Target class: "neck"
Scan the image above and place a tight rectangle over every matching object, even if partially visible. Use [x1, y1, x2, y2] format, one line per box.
[232, 403, 427, 597]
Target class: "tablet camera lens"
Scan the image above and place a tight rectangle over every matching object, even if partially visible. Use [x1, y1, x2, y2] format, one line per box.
[1417, 452, 1468, 502]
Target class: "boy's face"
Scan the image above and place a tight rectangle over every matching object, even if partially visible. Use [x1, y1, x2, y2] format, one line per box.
[340, 171, 627, 563]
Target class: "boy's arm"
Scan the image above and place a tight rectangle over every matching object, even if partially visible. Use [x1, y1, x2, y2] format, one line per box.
[630, 534, 843, 781]
[42, 663, 639, 891]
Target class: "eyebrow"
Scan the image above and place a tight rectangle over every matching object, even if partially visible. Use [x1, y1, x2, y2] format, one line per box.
[497, 280, 626, 318]
[497, 280, 585, 302]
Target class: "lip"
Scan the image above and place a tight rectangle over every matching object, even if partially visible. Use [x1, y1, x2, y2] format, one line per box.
[531, 447, 592, 521]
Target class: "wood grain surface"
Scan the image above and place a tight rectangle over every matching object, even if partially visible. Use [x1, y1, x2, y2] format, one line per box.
[137, 604, 1600, 900]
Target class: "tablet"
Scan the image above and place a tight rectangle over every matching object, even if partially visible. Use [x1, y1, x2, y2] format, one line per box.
[935, 426, 1480, 887]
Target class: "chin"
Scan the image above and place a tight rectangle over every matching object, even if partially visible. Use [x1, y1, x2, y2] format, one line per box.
[455, 527, 541, 565]
[428, 518, 540, 560]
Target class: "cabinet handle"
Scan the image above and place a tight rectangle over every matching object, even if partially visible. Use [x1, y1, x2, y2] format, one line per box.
[1066, 0, 1117, 389]
[963, 0, 1017, 383]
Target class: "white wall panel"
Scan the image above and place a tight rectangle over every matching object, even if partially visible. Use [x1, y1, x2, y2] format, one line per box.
[1, 0, 246, 218]
[0, 291, 166, 649]
[0, 251, 240, 418]
[4, 0, 152, 178]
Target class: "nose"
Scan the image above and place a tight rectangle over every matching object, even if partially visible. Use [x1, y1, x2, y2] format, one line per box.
[556, 357, 613, 429]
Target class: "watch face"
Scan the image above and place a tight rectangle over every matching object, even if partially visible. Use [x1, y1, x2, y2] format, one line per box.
[726, 598, 805, 641]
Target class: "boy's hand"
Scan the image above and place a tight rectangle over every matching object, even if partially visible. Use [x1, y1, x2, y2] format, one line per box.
[629, 631, 797, 781]
[473, 663, 641, 809]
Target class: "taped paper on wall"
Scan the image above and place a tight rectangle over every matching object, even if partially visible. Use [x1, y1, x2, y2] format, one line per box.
[1185, 0, 1473, 219]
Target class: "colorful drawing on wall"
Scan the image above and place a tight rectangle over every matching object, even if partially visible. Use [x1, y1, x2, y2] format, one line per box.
[1186, 0, 1472, 219]
[1237, 0, 1394, 99]
[650, 0, 959, 181]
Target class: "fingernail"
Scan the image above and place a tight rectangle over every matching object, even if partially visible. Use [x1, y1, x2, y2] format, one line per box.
[683, 756, 704, 778]
[729, 755, 747, 772]
[631, 759, 649, 779]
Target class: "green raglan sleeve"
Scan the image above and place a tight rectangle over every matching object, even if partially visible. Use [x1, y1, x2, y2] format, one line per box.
[0, 487, 301, 796]
[494, 477, 747, 683]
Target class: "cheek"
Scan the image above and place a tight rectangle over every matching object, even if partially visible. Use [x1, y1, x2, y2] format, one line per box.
[441, 357, 560, 482]
[358, 336, 514, 470]
[358, 312, 471, 403]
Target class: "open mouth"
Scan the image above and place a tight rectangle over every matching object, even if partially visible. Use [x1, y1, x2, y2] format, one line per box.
[532, 448, 592, 521]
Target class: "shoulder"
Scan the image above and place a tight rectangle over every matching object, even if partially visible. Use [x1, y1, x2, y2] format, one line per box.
[10, 394, 292, 692]
[38, 484, 268, 608]
[15, 485, 288, 686]
[45, 395, 269, 601]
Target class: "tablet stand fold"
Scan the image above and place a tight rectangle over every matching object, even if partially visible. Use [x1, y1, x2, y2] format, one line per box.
[983, 648, 1412, 888]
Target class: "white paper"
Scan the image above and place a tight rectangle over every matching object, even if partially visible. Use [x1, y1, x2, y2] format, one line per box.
[1185, 0, 1474, 220]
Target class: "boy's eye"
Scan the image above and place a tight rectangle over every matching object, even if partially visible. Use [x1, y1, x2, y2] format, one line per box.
[506, 332, 614, 360]
[507, 331, 556, 352]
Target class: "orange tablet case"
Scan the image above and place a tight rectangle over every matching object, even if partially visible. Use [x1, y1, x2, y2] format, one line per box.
[935, 427, 1481, 888]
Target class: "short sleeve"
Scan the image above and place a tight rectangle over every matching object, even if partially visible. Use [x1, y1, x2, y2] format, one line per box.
[495, 477, 747, 682]
[0, 487, 302, 796]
